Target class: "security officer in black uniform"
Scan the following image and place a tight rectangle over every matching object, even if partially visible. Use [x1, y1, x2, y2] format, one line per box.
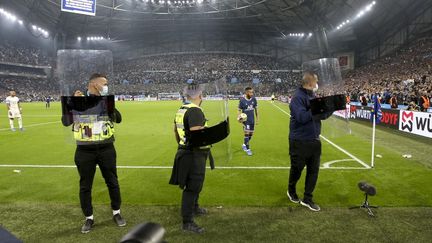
[286, 71, 332, 212]
[61, 73, 126, 233]
[169, 83, 210, 234]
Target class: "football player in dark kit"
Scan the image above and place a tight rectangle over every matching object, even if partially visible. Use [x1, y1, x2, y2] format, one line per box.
[169, 83, 211, 234]
[286, 71, 332, 212]
[61, 73, 126, 233]
[45, 96, 51, 108]
[238, 87, 259, 156]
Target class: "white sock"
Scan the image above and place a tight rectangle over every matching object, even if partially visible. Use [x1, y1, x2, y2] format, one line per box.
[18, 118, 23, 129]
[9, 120, 14, 129]
[113, 209, 120, 215]
[86, 215, 94, 220]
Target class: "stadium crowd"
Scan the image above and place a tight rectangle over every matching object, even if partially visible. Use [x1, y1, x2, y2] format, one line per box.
[112, 54, 299, 96]
[0, 64, 47, 77]
[0, 40, 53, 101]
[344, 37, 432, 109]
[0, 41, 50, 66]
[115, 53, 282, 72]
[0, 77, 57, 102]
[1, 39, 431, 110]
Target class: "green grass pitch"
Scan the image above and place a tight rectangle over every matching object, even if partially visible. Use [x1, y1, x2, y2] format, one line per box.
[0, 100, 431, 242]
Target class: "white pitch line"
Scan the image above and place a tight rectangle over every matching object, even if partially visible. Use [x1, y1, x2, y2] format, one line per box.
[0, 164, 369, 170]
[271, 102, 371, 169]
[319, 136, 371, 169]
[0, 121, 59, 131]
[322, 159, 355, 168]
[0, 115, 60, 118]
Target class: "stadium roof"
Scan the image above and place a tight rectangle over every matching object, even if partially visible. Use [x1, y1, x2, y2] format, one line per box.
[3, 0, 431, 42]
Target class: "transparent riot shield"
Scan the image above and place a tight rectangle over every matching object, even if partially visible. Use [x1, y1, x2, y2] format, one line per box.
[301, 58, 350, 139]
[57, 49, 117, 145]
[299, 58, 366, 169]
[57, 49, 114, 96]
[197, 77, 231, 165]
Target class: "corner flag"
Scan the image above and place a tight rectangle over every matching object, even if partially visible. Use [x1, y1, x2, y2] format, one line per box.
[370, 94, 382, 124]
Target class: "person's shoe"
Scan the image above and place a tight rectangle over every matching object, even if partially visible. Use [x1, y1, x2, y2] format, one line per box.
[11, 128, 16, 132]
[194, 207, 208, 216]
[81, 219, 94, 234]
[182, 222, 205, 234]
[246, 149, 253, 156]
[300, 199, 321, 212]
[242, 144, 247, 151]
[19, 128, 24, 131]
[113, 213, 126, 227]
[286, 191, 300, 203]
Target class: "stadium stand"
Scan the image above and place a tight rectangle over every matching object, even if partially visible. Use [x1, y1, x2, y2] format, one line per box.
[0, 41, 431, 108]
[344, 37, 432, 106]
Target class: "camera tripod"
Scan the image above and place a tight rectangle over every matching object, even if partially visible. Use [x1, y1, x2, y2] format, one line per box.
[349, 193, 378, 217]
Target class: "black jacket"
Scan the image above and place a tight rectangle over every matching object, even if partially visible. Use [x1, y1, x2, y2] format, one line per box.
[289, 87, 332, 141]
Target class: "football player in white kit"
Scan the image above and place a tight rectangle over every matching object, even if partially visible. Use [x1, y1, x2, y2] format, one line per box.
[5, 91, 24, 132]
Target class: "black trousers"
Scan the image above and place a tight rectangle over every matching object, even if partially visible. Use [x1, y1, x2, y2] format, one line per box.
[288, 139, 321, 201]
[74, 143, 121, 217]
[178, 151, 207, 224]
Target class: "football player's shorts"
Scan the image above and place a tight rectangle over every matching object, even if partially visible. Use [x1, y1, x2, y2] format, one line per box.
[8, 109, 21, 119]
[243, 122, 255, 133]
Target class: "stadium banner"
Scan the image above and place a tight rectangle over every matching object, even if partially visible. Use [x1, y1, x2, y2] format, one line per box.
[349, 105, 399, 129]
[333, 104, 350, 119]
[157, 92, 180, 100]
[61, 0, 96, 16]
[114, 95, 158, 101]
[351, 101, 408, 110]
[399, 110, 432, 138]
[379, 108, 399, 128]
[349, 105, 371, 120]
[336, 52, 355, 70]
[227, 96, 271, 101]
[204, 95, 224, 101]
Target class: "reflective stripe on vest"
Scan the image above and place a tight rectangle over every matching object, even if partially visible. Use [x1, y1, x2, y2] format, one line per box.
[73, 116, 115, 142]
[175, 103, 209, 148]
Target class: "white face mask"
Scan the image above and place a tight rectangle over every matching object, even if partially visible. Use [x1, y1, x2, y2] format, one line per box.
[100, 85, 109, 96]
[312, 83, 319, 92]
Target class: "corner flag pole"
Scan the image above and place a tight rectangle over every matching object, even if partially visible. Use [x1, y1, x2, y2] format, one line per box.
[370, 93, 379, 168]
[371, 114, 376, 168]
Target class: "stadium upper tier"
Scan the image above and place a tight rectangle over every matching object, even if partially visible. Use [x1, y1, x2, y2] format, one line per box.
[0, 41, 50, 66]
[0, 38, 431, 110]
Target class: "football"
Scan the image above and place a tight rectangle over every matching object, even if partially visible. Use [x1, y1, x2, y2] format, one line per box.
[238, 113, 248, 122]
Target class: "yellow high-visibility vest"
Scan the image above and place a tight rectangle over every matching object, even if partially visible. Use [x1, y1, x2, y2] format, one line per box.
[72, 115, 115, 142]
[175, 103, 209, 148]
